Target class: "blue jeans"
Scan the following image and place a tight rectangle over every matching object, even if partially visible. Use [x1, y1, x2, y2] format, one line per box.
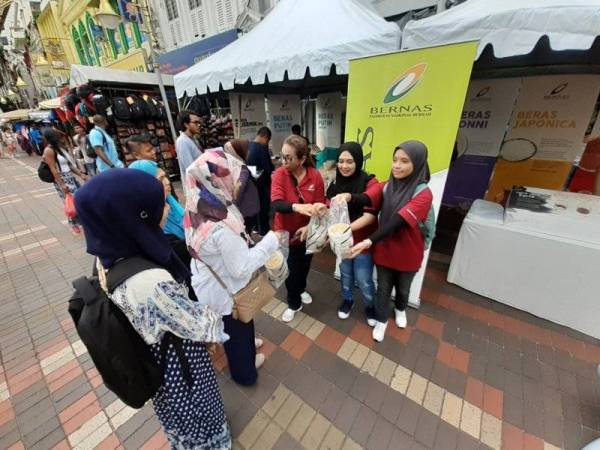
[340, 253, 375, 307]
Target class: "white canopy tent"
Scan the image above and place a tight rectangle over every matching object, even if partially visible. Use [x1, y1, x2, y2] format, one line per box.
[70, 65, 175, 88]
[402, 0, 600, 58]
[174, 0, 400, 98]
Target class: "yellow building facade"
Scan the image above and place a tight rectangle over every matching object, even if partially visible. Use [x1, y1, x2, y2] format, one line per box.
[33, 0, 78, 96]
[34, 0, 151, 91]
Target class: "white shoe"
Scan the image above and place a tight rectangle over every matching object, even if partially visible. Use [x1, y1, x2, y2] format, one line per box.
[282, 307, 302, 323]
[300, 292, 313, 304]
[255, 353, 265, 369]
[372, 321, 388, 342]
[367, 318, 376, 327]
[395, 309, 407, 329]
[255, 338, 264, 349]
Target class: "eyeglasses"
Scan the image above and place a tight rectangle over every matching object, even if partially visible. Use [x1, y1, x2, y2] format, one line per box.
[282, 154, 295, 162]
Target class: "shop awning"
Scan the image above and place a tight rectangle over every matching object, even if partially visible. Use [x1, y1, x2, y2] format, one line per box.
[402, 0, 600, 59]
[0, 109, 32, 121]
[70, 64, 175, 88]
[38, 97, 62, 109]
[28, 110, 51, 120]
[174, 0, 400, 97]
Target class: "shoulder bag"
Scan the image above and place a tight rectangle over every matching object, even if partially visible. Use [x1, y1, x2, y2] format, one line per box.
[196, 259, 275, 323]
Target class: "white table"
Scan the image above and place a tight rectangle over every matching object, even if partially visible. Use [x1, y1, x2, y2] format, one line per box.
[448, 199, 600, 339]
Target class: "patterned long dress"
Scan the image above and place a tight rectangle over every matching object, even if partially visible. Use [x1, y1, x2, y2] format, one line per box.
[111, 268, 231, 450]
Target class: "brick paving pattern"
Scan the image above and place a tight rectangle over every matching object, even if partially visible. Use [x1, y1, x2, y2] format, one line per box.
[1, 155, 600, 449]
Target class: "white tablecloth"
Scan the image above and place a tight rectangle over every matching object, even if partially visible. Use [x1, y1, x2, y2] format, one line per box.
[448, 199, 600, 339]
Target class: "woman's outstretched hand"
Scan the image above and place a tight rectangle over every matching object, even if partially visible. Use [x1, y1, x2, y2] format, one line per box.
[350, 239, 372, 258]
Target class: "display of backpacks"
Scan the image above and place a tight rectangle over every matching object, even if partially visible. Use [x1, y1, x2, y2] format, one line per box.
[112, 97, 132, 121]
[69, 257, 192, 409]
[92, 94, 111, 118]
[153, 97, 167, 120]
[127, 95, 145, 120]
[77, 84, 94, 100]
[144, 96, 158, 119]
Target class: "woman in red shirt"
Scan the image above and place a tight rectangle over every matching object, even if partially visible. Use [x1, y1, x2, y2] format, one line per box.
[271, 135, 326, 322]
[348, 141, 433, 342]
[326, 142, 379, 324]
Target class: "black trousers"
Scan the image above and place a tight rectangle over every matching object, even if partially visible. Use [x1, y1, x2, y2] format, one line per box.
[223, 315, 257, 386]
[256, 182, 271, 236]
[374, 265, 416, 323]
[286, 244, 313, 310]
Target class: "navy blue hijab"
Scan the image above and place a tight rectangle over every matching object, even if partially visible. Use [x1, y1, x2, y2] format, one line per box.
[75, 169, 189, 282]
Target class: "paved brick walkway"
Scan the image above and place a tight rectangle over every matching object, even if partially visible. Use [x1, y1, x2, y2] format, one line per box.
[1, 154, 600, 450]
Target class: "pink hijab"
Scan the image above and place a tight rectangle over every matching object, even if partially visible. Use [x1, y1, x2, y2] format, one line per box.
[184, 148, 250, 258]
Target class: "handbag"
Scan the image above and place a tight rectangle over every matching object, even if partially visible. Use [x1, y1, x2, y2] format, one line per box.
[196, 259, 275, 323]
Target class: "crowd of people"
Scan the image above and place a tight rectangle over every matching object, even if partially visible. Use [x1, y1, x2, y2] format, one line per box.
[16, 109, 433, 448]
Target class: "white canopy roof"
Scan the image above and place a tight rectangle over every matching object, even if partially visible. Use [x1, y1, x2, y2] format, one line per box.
[70, 64, 174, 88]
[174, 0, 400, 98]
[402, 0, 600, 59]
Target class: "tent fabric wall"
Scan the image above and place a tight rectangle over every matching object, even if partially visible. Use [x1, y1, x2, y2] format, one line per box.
[174, 0, 400, 98]
[402, 0, 600, 59]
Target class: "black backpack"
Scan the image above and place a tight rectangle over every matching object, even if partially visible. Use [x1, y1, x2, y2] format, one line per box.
[145, 97, 159, 119]
[112, 97, 132, 121]
[128, 95, 145, 120]
[69, 257, 191, 408]
[84, 132, 106, 159]
[92, 95, 110, 118]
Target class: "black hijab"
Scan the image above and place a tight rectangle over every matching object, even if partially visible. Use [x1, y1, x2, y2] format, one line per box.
[326, 141, 373, 221]
[75, 169, 191, 284]
[379, 140, 430, 226]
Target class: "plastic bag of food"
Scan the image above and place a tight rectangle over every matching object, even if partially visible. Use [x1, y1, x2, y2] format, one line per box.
[305, 215, 329, 255]
[327, 198, 353, 259]
[265, 231, 289, 288]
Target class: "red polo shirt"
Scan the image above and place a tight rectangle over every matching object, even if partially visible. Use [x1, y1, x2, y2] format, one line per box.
[271, 166, 325, 245]
[366, 182, 433, 272]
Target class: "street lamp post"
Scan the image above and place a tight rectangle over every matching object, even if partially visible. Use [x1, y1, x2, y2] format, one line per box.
[94, 0, 178, 143]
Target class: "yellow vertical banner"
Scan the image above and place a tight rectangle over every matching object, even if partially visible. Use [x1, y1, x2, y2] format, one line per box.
[345, 42, 478, 306]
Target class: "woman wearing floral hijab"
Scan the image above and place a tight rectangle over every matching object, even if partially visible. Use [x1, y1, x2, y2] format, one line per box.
[185, 148, 280, 385]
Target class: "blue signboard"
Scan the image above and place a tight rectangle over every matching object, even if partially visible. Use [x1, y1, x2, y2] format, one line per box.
[118, 0, 143, 23]
[158, 29, 238, 75]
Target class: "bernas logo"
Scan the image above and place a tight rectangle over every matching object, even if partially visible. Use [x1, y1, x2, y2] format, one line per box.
[550, 83, 568, 95]
[383, 63, 427, 104]
[476, 86, 491, 97]
[544, 82, 569, 100]
[369, 62, 432, 118]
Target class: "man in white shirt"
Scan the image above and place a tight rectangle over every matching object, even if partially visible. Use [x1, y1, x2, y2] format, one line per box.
[175, 110, 202, 180]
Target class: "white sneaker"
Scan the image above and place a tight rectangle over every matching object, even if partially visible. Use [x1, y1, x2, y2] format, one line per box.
[394, 309, 407, 328]
[372, 321, 388, 342]
[282, 306, 302, 323]
[367, 318, 376, 327]
[300, 292, 313, 304]
[254, 338, 264, 349]
[255, 353, 265, 369]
